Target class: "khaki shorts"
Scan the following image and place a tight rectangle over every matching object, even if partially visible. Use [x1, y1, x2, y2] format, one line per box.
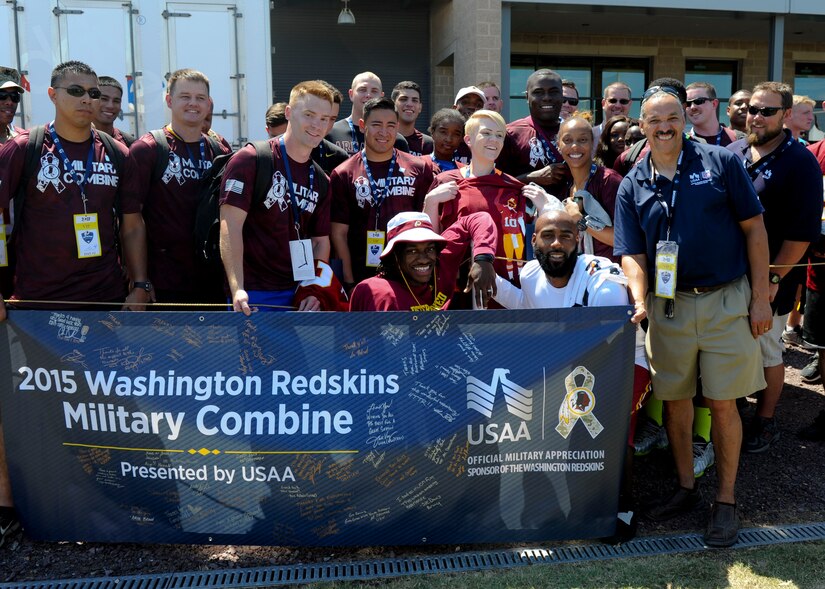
[759, 311, 789, 367]
[646, 275, 766, 401]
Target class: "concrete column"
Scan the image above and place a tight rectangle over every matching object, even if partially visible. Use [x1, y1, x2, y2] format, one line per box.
[768, 14, 784, 81]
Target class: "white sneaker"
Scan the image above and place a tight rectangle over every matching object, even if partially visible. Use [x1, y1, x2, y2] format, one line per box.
[693, 441, 715, 478]
[634, 418, 669, 456]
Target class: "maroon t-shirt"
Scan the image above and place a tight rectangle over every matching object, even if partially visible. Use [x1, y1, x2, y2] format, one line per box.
[561, 166, 621, 262]
[432, 168, 526, 284]
[220, 139, 330, 291]
[497, 116, 563, 178]
[330, 149, 435, 283]
[807, 140, 825, 292]
[0, 128, 137, 303]
[404, 130, 434, 157]
[123, 128, 231, 292]
[349, 212, 497, 311]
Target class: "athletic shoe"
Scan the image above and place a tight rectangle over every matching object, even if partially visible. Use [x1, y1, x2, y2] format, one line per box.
[0, 508, 21, 549]
[644, 483, 701, 522]
[744, 416, 780, 454]
[798, 409, 825, 441]
[633, 418, 669, 456]
[801, 355, 821, 384]
[704, 502, 740, 548]
[782, 325, 803, 347]
[693, 441, 715, 478]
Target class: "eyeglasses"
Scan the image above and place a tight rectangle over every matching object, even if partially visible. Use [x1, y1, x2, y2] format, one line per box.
[0, 91, 21, 103]
[562, 97, 579, 106]
[747, 105, 783, 117]
[607, 98, 631, 105]
[54, 85, 102, 99]
[642, 85, 681, 104]
[685, 97, 711, 107]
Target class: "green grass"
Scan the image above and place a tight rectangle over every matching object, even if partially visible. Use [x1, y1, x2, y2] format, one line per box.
[298, 541, 825, 588]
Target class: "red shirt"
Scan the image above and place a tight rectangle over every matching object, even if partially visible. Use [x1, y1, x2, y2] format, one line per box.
[807, 140, 825, 292]
[349, 212, 497, 311]
[0, 128, 136, 303]
[124, 128, 231, 292]
[497, 116, 563, 178]
[562, 166, 622, 262]
[404, 130, 434, 157]
[220, 138, 330, 291]
[432, 168, 526, 283]
[330, 150, 435, 283]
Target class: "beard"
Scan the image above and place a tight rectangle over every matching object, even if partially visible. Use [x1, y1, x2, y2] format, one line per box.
[536, 247, 579, 279]
[747, 125, 783, 146]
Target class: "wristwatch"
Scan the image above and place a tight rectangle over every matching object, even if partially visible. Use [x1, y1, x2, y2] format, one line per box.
[132, 280, 154, 292]
[769, 272, 781, 285]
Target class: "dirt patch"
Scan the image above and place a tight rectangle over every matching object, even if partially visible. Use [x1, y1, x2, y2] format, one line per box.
[3, 347, 825, 582]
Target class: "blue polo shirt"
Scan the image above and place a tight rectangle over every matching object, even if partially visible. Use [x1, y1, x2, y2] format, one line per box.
[614, 139, 764, 289]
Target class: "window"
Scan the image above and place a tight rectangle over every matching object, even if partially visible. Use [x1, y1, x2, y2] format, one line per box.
[685, 60, 739, 127]
[509, 56, 650, 123]
[795, 63, 825, 141]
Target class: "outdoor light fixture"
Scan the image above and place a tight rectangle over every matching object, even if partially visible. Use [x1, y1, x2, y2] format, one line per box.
[337, 0, 355, 25]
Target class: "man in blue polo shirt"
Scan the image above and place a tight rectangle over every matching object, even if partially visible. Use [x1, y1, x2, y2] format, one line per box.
[726, 81, 823, 454]
[614, 86, 772, 548]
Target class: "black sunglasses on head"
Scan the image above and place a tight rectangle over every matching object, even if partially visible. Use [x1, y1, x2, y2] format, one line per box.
[54, 85, 102, 99]
[642, 85, 681, 104]
[0, 91, 21, 103]
[747, 105, 783, 117]
[685, 97, 712, 107]
[563, 97, 579, 106]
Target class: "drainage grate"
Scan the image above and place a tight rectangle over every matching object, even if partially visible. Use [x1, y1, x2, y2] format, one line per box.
[5, 522, 825, 589]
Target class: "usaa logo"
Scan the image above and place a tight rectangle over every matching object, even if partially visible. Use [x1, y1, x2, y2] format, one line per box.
[466, 368, 533, 445]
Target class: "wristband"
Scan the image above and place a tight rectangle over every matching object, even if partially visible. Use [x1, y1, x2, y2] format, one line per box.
[473, 253, 495, 264]
[132, 281, 153, 292]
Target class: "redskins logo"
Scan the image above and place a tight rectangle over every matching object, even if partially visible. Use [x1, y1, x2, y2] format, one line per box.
[354, 176, 371, 208]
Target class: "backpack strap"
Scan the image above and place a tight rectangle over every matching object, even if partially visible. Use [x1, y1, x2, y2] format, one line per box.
[626, 137, 647, 167]
[150, 128, 170, 183]
[12, 125, 47, 228]
[250, 140, 274, 207]
[96, 130, 125, 218]
[204, 134, 223, 160]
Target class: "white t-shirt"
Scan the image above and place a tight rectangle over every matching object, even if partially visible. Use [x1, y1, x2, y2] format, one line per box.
[493, 254, 647, 367]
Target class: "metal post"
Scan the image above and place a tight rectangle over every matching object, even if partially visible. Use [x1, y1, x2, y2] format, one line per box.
[11, 0, 26, 127]
[768, 14, 784, 82]
[501, 2, 511, 122]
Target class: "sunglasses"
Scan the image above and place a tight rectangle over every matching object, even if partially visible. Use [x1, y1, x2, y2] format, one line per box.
[642, 85, 681, 104]
[563, 97, 579, 106]
[747, 105, 783, 117]
[54, 85, 102, 99]
[607, 98, 631, 105]
[685, 97, 711, 107]
[0, 91, 21, 103]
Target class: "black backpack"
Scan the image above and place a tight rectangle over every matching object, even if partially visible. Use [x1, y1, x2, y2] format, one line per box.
[192, 140, 274, 272]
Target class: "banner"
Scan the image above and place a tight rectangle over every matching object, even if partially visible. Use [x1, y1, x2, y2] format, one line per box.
[0, 308, 634, 546]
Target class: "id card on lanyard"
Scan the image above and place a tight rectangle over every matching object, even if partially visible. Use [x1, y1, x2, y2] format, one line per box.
[49, 123, 102, 259]
[278, 137, 315, 281]
[361, 149, 396, 266]
[652, 151, 684, 304]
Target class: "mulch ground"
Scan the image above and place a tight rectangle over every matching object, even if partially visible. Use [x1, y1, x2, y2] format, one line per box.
[3, 347, 825, 582]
